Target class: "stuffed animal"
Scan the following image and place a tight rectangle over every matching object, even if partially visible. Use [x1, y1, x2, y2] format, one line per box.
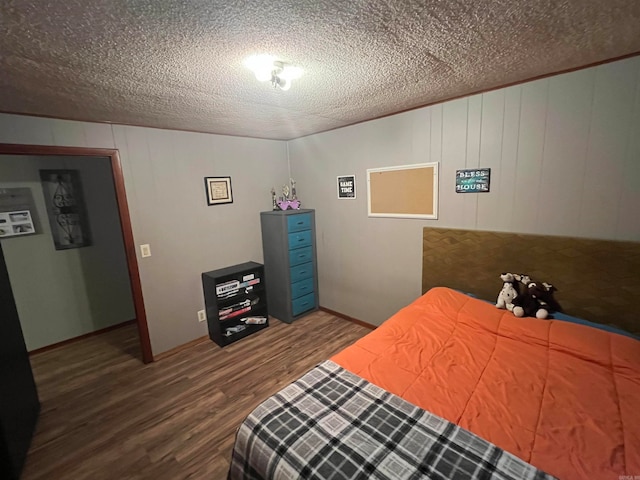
[496, 273, 518, 311]
[512, 281, 559, 319]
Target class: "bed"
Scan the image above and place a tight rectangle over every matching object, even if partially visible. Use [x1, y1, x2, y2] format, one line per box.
[229, 229, 640, 480]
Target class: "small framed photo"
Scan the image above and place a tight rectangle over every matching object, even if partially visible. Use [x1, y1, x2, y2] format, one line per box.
[205, 177, 233, 206]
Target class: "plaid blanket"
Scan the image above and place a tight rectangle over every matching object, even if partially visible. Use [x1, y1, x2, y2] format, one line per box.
[228, 361, 555, 480]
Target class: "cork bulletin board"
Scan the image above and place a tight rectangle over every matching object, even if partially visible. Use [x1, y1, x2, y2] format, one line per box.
[367, 163, 438, 219]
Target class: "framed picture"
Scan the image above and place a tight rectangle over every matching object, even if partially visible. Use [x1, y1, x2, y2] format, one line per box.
[337, 175, 356, 199]
[205, 176, 233, 206]
[0, 210, 35, 238]
[40, 169, 92, 250]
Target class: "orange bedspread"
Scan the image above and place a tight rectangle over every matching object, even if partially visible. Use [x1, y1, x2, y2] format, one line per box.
[331, 287, 640, 480]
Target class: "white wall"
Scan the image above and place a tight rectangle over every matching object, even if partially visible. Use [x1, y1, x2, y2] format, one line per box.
[289, 57, 640, 326]
[0, 118, 288, 355]
[0, 155, 135, 350]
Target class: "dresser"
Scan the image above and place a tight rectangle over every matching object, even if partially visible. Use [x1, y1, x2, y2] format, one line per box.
[260, 209, 318, 323]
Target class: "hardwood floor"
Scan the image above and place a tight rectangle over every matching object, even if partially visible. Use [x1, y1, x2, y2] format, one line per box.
[22, 311, 370, 479]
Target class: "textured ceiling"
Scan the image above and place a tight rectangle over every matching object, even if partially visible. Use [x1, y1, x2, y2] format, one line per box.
[1, 1, 639, 141]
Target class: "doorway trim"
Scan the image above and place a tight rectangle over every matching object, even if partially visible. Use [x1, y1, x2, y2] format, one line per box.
[0, 143, 153, 363]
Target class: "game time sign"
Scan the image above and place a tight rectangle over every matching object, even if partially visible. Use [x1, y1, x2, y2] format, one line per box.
[337, 175, 356, 199]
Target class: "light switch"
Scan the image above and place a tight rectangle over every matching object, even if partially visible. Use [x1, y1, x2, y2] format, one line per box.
[140, 244, 151, 257]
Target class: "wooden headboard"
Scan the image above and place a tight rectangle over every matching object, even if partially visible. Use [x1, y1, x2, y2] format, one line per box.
[422, 228, 640, 335]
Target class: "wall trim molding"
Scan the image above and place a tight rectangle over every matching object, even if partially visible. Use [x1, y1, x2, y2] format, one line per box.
[29, 319, 136, 356]
[157, 307, 376, 361]
[294, 50, 640, 141]
[1, 52, 637, 142]
[154, 335, 209, 361]
[319, 306, 377, 330]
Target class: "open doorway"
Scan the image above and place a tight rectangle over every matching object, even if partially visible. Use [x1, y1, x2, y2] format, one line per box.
[0, 143, 152, 363]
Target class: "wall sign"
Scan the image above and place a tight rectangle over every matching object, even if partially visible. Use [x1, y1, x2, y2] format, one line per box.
[337, 175, 356, 199]
[456, 168, 491, 193]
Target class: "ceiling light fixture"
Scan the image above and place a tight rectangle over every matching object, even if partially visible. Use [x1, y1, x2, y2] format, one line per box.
[244, 55, 303, 91]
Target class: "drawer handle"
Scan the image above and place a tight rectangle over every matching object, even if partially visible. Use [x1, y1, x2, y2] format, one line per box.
[296, 221, 304, 225]
[297, 237, 304, 242]
[298, 254, 306, 258]
[297, 271, 306, 275]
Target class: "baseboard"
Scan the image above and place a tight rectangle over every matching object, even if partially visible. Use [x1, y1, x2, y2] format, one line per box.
[154, 309, 376, 361]
[29, 319, 136, 356]
[319, 306, 377, 330]
[154, 335, 210, 361]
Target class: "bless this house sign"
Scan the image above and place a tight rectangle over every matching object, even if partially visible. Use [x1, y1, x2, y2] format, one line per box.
[456, 168, 491, 193]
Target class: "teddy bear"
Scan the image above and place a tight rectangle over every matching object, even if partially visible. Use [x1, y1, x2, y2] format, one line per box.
[512, 281, 560, 319]
[513, 273, 531, 287]
[496, 273, 519, 311]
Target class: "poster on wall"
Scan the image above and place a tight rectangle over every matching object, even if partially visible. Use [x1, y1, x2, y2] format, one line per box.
[40, 169, 92, 250]
[337, 175, 356, 199]
[455, 168, 491, 193]
[0, 210, 35, 238]
[0, 187, 38, 238]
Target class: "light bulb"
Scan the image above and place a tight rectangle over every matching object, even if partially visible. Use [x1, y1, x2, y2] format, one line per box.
[278, 77, 291, 91]
[244, 54, 276, 82]
[254, 70, 272, 82]
[244, 55, 300, 90]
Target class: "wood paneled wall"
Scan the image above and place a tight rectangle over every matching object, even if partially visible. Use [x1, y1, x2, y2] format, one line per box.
[290, 56, 640, 328]
[0, 115, 289, 355]
[432, 59, 640, 240]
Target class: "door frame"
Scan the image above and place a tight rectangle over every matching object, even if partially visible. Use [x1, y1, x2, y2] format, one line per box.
[0, 143, 153, 363]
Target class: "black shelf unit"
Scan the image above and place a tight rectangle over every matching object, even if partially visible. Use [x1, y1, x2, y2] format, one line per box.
[202, 261, 268, 347]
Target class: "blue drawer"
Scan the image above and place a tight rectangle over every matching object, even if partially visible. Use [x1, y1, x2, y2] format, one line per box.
[291, 277, 314, 299]
[292, 292, 315, 316]
[289, 246, 312, 266]
[287, 213, 312, 232]
[288, 230, 312, 250]
[290, 262, 313, 283]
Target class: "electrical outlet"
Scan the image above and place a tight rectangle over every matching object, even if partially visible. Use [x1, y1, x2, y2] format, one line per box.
[140, 244, 151, 258]
[197, 310, 206, 322]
